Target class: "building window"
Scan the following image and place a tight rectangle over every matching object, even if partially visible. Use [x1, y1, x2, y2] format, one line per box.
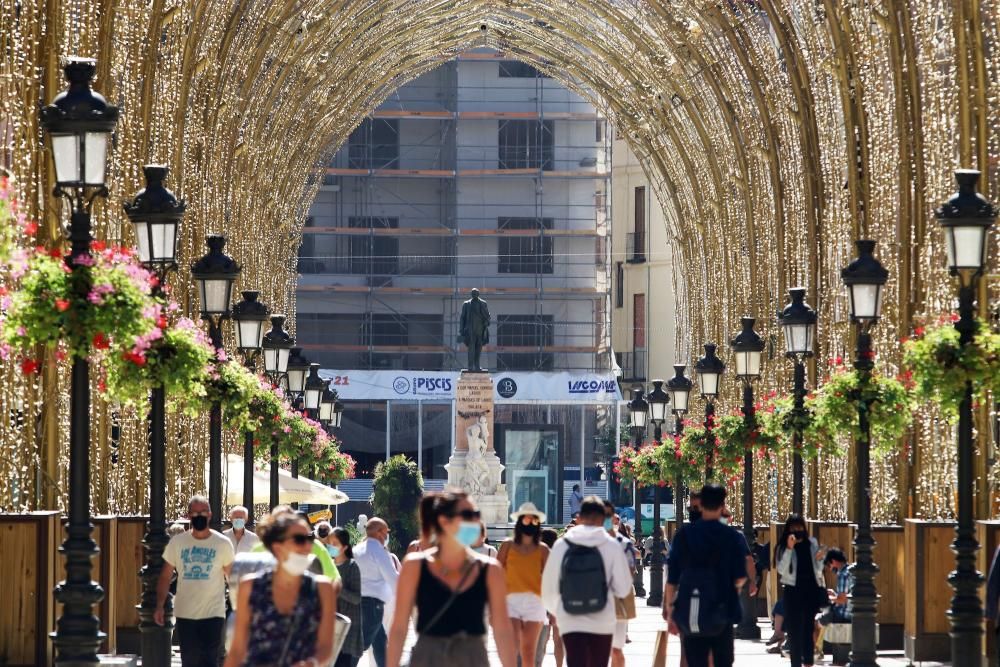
[626, 186, 646, 263]
[497, 315, 554, 371]
[348, 118, 399, 169]
[498, 120, 554, 170]
[615, 262, 624, 308]
[596, 119, 605, 143]
[499, 61, 549, 78]
[349, 216, 399, 275]
[633, 294, 646, 349]
[498, 217, 553, 274]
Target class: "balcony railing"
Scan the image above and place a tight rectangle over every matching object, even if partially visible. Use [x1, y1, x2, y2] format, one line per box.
[625, 232, 646, 263]
[619, 349, 647, 381]
[298, 254, 455, 276]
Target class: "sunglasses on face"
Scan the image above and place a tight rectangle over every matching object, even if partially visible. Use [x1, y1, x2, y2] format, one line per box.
[282, 533, 315, 546]
[447, 509, 481, 521]
[521, 516, 540, 525]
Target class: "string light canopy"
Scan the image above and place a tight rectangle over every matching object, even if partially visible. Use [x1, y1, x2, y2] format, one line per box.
[666, 365, 693, 414]
[778, 288, 818, 358]
[841, 240, 889, 324]
[262, 315, 294, 378]
[695, 343, 726, 399]
[232, 290, 270, 353]
[191, 235, 241, 317]
[123, 165, 185, 269]
[730, 316, 765, 380]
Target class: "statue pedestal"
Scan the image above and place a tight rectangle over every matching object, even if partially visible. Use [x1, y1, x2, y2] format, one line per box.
[445, 371, 510, 523]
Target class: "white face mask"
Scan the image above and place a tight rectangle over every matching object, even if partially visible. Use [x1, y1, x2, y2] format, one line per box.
[719, 517, 730, 526]
[281, 552, 314, 576]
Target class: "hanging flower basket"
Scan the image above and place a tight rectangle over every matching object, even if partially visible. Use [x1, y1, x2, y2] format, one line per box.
[757, 394, 833, 460]
[102, 314, 215, 415]
[1, 243, 158, 362]
[809, 365, 913, 456]
[714, 411, 782, 461]
[678, 424, 743, 484]
[903, 317, 1000, 422]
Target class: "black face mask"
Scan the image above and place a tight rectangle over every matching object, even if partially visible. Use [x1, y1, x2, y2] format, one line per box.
[521, 523, 539, 536]
[190, 515, 209, 531]
[688, 507, 702, 522]
[793, 529, 809, 541]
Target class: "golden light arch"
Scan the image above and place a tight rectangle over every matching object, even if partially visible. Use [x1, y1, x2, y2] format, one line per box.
[0, 0, 997, 522]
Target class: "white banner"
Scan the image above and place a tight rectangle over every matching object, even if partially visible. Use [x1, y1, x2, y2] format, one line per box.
[319, 369, 622, 403]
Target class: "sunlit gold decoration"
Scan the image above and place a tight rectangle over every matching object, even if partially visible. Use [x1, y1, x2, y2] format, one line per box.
[0, 0, 996, 522]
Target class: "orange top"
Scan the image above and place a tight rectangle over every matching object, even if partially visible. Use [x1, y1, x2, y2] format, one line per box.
[504, 545, 544, 595]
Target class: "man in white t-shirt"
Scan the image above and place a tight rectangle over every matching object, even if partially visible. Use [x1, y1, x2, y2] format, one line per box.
[155, 495, 235, 667]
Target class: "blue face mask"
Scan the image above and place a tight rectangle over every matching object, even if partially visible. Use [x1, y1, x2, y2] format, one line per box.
[603, 517, 614, 531]
[231, 518, 246, 531]
[326, 544, 341, 558]
[456, 521, 481, 547]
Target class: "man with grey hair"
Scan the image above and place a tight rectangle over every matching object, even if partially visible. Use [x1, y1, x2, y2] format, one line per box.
[155, 495, 234, 667]
[354, 517, 398, 667]
[222, 505, 259, 555]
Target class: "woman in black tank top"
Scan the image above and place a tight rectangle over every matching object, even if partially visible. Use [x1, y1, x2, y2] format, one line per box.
[386, 490, 517, 667]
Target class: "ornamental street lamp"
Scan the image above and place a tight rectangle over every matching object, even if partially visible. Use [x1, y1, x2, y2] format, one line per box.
[262, 315, 294, 508]
[841, 239, 888, 667]
[232, 290, 271, 525]
[731, 316, 764, 640]
[778, 287, 818, 515]
[304, 363, 325, 416]
[646, 380, 670, 608]
[285, 347, 312, 490]
[41, 56, 119, 665]
[936, 169, 996, 667]
[628, 386, 649, 597]
[125, 165, 184, 667]
[191, 235, 241, 529]
[667, 364, 693, 532]
[695, 343, 725, 480]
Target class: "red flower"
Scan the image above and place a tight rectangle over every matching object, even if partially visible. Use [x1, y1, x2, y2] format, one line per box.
[97, 379, 107, 393]
[124, 351, 147, 366]
[48, 247, 63, 259]
[23, 220, 38, 236]
[20, 358, 39, 375]
[834, 356, 844, 365]
[157, 316, 168, 330]
[54, 298, 70, 312]
[92, 333, 110, 350]
[92, 240, 106, 252]
[914, 326, 924, 336]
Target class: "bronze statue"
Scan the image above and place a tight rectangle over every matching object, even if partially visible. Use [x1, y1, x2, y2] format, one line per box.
[459, 288, 490, 371]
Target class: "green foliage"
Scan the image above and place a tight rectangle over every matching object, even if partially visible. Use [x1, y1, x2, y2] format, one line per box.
[757, 394, 832, 460]
[809, 367, 913, 456]
[103, 316, 215, 414]
[371, 455, 424, 557]
[903, 317, 1000, 422]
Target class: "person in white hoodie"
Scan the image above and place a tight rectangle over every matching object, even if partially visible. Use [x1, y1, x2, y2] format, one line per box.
[541, 496, 632, 667]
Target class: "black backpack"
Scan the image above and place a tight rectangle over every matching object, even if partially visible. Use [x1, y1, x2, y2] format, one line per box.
[560, 539, 608, 615]
[671, 528, 731, 637]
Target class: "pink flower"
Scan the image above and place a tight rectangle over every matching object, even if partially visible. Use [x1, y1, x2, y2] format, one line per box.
[216, 348, 228, 362]
[71, 254, 95, 266]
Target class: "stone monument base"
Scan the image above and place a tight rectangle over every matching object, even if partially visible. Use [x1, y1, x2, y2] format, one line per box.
[445, 449, 509, 524]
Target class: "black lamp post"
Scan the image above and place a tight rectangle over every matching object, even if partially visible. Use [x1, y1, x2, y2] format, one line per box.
[694, 343, 725, 480]
[628, 386, 649, 597]
[232, 290, 270, 524]
[41, 56, 119, 665]
[124, 165, 184, 667]
[191, 235, 240, 529]
[667, 364, 693, 532]
[262, 315, 294, 509]
[777, 287, 818, 516]
[285, 347, 312, 490]
[731, 316, 765, 640]
[841, 239, 888, 667]
[304, 363, 325, 418]
[646, 380, 670, 607]
[936, 169, 995, 667]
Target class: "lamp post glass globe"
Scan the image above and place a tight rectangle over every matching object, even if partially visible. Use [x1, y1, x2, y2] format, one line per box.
[841, 240, 888, 323]
[262, 314, 294, 377]
[629, 387, 649, 431]
[123, 165, 185, 268]
[935, 169, 996, 276]
[304, 364, 324, 411]
[286, 347, 310, 396]
[695, 343, 725, 398]
[730, 316, 765, 379]
[191, 234, 241, 317]
[666, 364, 693, 414]
[40, 58, 119, 189]
[332, 400, 344, 429]
[779, 287, 817, 357]
[647, 380, 670, 426]
[319, 384, 336, 422]
[232, 290, 270, 352]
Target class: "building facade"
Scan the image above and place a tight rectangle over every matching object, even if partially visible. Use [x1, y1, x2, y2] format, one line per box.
[297, 53, 618, 523]
[609, 135, 677, 386]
